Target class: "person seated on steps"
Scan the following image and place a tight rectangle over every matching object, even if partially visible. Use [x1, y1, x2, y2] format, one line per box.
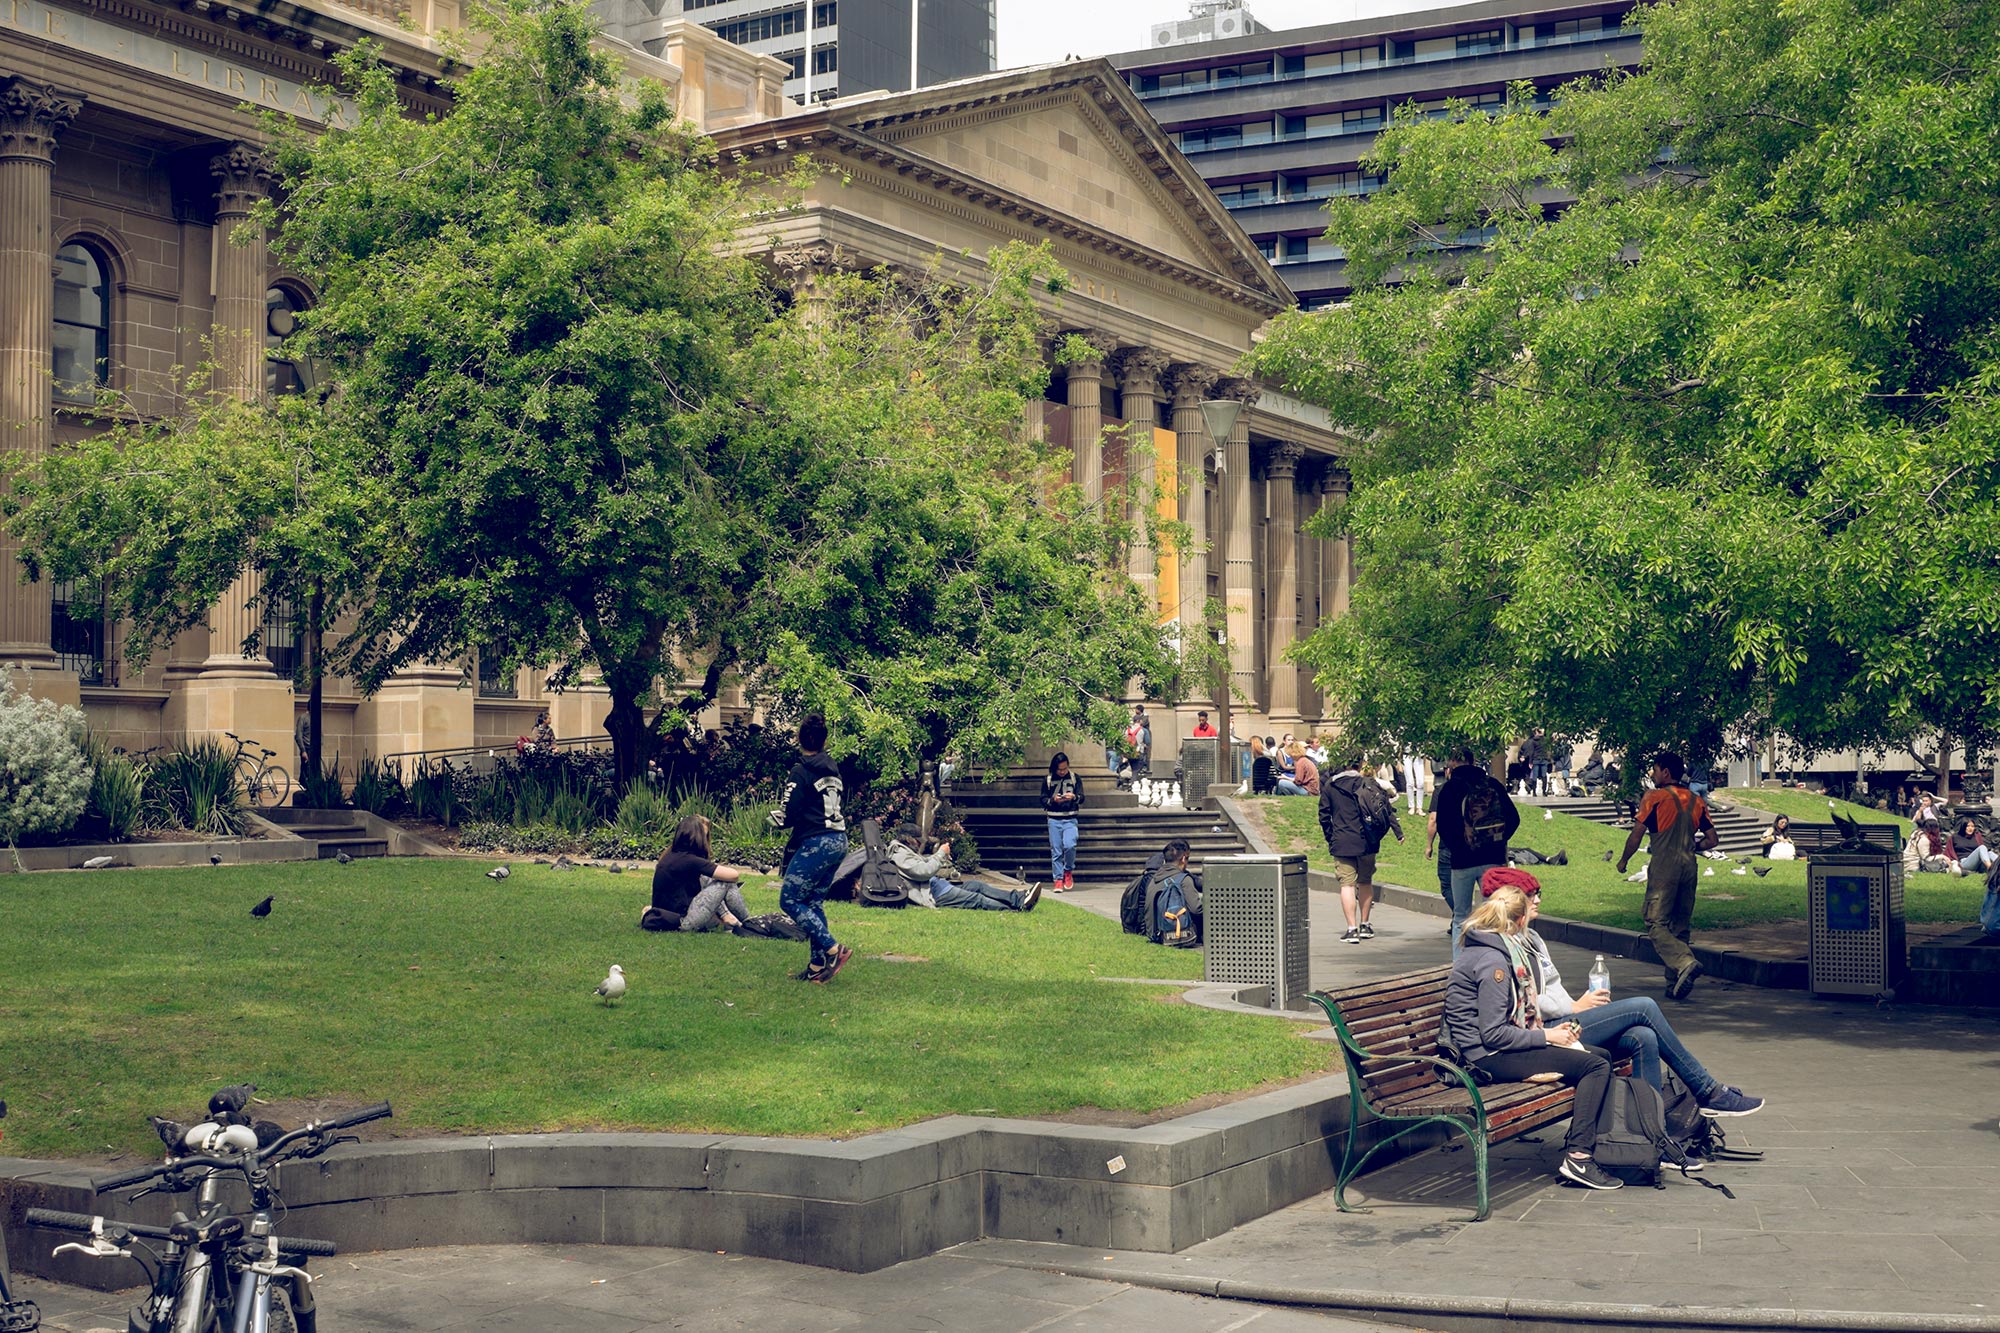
[887, 824, 1041, 912]
[1486, 870, 1764, 1120]
[642, 815, 754, 932]
[1444, 885, 1623, 1192]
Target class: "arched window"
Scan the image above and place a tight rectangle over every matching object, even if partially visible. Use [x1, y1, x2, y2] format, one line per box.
[266, 285, 314, 397]
[53, 242, 110, 402]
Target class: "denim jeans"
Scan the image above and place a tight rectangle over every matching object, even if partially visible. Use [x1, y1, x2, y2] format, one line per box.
[1048, 817, 1078, 881]
[1575, 995, 1717, 1097]
[779, 830, 847, 955]
[1958, 845, 1997, 875]
[1982, 884, 2000, 934]
[931, 876, 1022, 910]
[1276, 778, 1312, 796]
[1449, 862, 1500, 956]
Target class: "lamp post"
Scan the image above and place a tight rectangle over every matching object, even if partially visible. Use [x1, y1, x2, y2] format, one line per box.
[1199, 397, 1244, 792]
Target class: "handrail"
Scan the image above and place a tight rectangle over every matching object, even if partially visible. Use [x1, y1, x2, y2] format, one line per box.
[377, 734, 612, 775]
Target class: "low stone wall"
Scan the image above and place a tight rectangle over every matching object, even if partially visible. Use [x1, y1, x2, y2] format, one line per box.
[1, 1074, 1453, 1288]
[0, 814, 310, 872]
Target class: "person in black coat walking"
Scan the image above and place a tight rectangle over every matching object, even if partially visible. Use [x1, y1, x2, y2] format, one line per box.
[1318, 753, 1404, 943]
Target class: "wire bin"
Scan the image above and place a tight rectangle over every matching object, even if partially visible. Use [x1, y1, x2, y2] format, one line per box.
[1203, 853, 1310, 1009]
[1808, 850, 1907, 999]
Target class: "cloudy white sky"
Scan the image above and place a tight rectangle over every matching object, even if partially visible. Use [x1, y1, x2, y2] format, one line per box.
[997, 0, 1464, 68]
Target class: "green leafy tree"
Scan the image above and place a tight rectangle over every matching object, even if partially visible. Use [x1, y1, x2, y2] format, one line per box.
[1251, 0, 2000, 768]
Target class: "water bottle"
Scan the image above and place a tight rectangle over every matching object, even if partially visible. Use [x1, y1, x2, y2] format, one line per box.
[1588, 954, 1611, 994]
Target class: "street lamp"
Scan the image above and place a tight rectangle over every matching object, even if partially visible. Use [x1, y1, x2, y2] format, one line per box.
[1199, 397, 1244, 794]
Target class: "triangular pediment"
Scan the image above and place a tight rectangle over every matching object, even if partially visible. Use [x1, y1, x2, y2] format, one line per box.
[803, 62, 1291, 306]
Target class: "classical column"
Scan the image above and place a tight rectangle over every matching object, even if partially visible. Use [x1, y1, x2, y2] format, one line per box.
[1264, 443, 1306, 726]
[210, 143, 273, 400]
[1216, 377, 1260, 710]
[1064, 330, 1116, 503]
[1167, 364, 1220, 718]
[1321, 468, 1352, 620]
[772, 241, 838, 326]
[0, 78, 83, 697]
[1112, 347, 1168, 609]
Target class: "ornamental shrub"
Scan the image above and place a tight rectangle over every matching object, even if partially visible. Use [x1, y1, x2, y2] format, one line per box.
[0, 676, 91, 863]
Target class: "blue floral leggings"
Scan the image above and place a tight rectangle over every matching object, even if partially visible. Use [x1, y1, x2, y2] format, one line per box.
[779, 830, 848, 956]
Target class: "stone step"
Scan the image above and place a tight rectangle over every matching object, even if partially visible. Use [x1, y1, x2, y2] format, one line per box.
[313, 837, 389, 859]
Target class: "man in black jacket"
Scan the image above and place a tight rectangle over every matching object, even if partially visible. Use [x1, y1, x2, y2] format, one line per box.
[1318, 754, 1405, 944]
[1434, 745, 1520, 957]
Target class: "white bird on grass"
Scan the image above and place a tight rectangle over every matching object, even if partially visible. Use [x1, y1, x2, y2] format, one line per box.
[81, 855, 114, 869]
[1543, 808, 1554, 821]
[594, 964, 627, 1006]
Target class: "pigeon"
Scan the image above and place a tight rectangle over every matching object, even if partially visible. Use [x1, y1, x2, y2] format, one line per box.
[1600, 849, 1615, 862]
[209, 1084, 256, 1116]
[1752, 865, 1772, 877]
[553, 856, 575, 872]
[608, 864, 623, 873]
[250, 896, 273, 918]
[210, 853, 223, 866]
[148, 1115, 186, 1149]
[594, 964, 627, 1005]
[486, 865, 511, 881]
[1829, 804, 1865, 848]
[336, 851, 353, 865]
[81, 855, 114, 869]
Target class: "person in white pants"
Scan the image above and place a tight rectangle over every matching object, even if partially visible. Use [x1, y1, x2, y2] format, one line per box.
[1401, 752, 1426, 815]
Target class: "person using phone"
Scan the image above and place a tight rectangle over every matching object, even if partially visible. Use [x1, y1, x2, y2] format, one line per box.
[1487, 872, 1764, 1118]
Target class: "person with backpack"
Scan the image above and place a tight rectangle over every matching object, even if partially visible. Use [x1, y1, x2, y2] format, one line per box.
[771, 714, 853, 983]
[1446, 884, 1623, 1191]
[1125, 707, 1152, 778]
[887, 825, 1041, 911]
[1147, 838, 1202, 946]
[1041, 751, 1085, 892]
[1435, 745, 1520, 956]
[1490, 872, 1765, 1116]
[1319, 751, 1405, 943]
[1615, 751, 1720, 1000]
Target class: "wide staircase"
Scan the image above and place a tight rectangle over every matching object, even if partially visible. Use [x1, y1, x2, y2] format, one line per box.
[956, 783, 1249, 890]
[263, 807, 391, 860]
[1525, 794, 1771, 858]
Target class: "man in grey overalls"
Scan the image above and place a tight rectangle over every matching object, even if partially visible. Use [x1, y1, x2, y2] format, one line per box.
[1615, 751, 1719, 999]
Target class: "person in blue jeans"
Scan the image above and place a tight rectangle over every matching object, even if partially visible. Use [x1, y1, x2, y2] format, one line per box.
[771, 715, 852, 983]
[1041, 751, 1085, 892]
[888, 826, 1041, 911]
[1503, 879, 1765, 1118]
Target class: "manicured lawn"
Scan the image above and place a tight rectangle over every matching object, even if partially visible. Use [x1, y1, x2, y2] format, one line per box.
[1719, 787, 1905, 829]
[1249, 796, 1973, 931]
[2, 859, 1330, 1161]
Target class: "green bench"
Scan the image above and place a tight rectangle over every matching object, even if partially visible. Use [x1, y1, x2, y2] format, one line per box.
[1307, 964, 1623, 1221]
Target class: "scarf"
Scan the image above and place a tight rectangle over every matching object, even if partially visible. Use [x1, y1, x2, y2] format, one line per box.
[1498, 933, 1543, 1031]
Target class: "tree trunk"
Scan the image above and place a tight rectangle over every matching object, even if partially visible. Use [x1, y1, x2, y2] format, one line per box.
[305, 582, 325, 791]
[603, 685, 654, 791]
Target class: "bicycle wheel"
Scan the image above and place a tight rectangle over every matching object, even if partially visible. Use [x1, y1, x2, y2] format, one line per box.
[253, 765, 292, 809]
[266, 1286, 298, 1333]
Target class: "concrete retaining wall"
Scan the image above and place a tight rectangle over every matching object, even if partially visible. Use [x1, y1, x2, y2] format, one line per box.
[2, 1074, 1453, 1289]
[0, 815, 310, 872]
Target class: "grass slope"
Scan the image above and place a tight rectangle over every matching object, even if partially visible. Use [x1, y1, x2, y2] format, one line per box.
[2, 859, 1329, 1160]
[1250, 796, 1972, 931]
[1718, 788, 1904, 828]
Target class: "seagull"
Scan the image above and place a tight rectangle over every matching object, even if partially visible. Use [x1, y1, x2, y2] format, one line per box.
[594, 964, 626, 1005]
[1543, 808, 1554, 821]
[250, 896, 274, 918]
[486, 865, 511, 881]
[81, 855, 114, 869]
[1624, 866, 1649, 883]
[1703, 867, 1715, 877]
[210, 853, 223, 866]
[1732, 865, 1748, 876]
[336, 851, 353, 865]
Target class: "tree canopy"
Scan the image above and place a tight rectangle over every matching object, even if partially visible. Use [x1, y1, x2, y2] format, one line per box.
[1249, 0, 2000, 769]
[8, 0, 1173, 785]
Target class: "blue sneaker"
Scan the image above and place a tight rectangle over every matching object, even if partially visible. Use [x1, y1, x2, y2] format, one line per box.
[1699, 1085, 1764, 1117]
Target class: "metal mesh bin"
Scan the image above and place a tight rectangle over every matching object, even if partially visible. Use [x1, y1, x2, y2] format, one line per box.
[1809, 850, 1907, 998]
[1202, 853, 1310, 1010]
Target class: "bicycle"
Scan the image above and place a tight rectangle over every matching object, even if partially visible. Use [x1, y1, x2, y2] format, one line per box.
[26, 1088, 391, 1333]
[223, 733, 293, 810]
[0, 1099, 42, 1332]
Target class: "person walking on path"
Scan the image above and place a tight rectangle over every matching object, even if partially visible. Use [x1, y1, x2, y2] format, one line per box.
[772, 715, 852, 983]
[1616, 750, 1719, 1000]
[1041, 752, 1085, 892]
[1125, 707, 1152, 778]
[1435, 745, 1519, 956]
[1320, 752, 1405, 942]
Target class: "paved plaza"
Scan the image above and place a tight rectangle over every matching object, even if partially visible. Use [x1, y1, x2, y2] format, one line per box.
[12, 886, 1999, 1332]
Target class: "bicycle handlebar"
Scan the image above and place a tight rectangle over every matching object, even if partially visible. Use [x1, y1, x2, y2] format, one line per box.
[23, 1209, 337, 1257]
[95, 1101, 393, 1193]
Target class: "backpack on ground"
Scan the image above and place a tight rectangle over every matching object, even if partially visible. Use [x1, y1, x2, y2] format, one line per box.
[1593, 1076, 1729, 1194]
[1150, 869, 1202, 948]
[1119, 867, 1155, 935]
[1662, 1071, 1764, 1165]
[729, 912, 809, 942]
[855, 819, 908, 908]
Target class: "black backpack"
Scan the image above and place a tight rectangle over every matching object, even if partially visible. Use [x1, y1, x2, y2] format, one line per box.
[1663, 1071, 1764, 1166]
[1119, 868, 1155, 935]
[1352, 775, 1395, 842]
[1594, 1076, 1730, 1194]
[855, 819, 908, 908]
[1459, 775, 1512, 853]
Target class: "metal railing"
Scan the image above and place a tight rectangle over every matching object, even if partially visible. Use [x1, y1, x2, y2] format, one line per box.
[377, 733, 612, 780]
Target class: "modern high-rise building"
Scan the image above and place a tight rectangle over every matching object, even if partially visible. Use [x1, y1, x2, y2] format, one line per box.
[595, 0, 996, 104]
[1108, 0, 1642, 307]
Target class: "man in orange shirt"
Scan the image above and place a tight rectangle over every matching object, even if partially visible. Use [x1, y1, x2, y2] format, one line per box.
[1615, 751, 1719, 1000]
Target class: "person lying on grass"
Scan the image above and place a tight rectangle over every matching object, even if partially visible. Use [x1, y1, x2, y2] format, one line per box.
[641, 815, 754, 932]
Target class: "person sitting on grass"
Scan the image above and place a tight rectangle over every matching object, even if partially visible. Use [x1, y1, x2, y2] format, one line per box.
[1948, 816, 1995, 878]
[1759, 814, 1796, 860]
[1905, 819, 1953, 874]
[1276, 743, 1320, 796]
[888, 825, 1041, 911]
[1491, 870, 1765, 1119]
[641, 815, 753, 933]
[1444, 885, 1623, 1192]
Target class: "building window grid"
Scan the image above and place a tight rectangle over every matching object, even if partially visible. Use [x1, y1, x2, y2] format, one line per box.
[53, 242, 110, 403]
[477, 648, 518, 699]
[263, 593, 300, 685]
[1132, 15, 1629, 101]
[712, 3, 836, 47]
[50, 579, 105, 685]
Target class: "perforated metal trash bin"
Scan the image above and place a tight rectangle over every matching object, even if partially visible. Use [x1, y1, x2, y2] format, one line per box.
[1809, 850, 1907, 998]
[1203, 853, 1310, 1010]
